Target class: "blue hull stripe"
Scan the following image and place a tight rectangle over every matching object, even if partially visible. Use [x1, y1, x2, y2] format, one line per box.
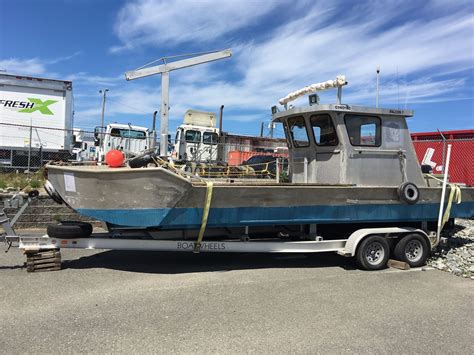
[77, 202, 474, 229]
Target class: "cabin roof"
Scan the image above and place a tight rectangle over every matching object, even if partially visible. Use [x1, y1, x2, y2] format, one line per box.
[272, 104, 413, 122]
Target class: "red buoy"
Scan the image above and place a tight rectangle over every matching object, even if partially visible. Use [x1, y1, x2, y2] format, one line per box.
[105, 149, 124, 167]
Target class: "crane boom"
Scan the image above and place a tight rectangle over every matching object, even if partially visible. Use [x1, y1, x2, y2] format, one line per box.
[124, 49, 232, 156]
[125, 49, 232, 80]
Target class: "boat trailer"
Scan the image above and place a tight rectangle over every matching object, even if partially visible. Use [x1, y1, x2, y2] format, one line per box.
[2, 196, 436, 272]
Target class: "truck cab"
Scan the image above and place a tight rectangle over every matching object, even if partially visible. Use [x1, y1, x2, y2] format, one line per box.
[173, 110, 219, 162]
[94, 123, 150, 161]
[72, 129, 95, 162]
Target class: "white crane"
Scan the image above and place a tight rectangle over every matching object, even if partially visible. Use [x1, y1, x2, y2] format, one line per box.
[125, 49, 232, 155]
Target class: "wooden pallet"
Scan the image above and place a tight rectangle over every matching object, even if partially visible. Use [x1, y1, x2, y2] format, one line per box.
[25, 249, 61, 272]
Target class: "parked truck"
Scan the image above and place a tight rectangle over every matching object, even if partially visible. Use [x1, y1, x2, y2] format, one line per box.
[93, 123, 152, 162]
[0, 73, 74, 170]
[71, 128, 96, 162]
[172, 109, 287, 165]
[173, 109, 219, 162]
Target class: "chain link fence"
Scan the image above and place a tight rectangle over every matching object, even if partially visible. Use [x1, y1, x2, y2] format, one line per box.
[412, 137, 474, 186]
[0, 122, 289, 192]
[4, 121, 471, 192]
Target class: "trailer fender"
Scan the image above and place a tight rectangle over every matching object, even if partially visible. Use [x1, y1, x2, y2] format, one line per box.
[339, 227, 430, 257]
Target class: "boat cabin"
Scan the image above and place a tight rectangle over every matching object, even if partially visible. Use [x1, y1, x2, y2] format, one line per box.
[273, 104, 425, 187]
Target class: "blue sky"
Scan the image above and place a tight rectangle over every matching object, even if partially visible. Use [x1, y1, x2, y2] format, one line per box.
[1, 0, 473, 137]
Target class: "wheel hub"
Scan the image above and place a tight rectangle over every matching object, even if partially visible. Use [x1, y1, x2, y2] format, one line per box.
[365, 242, 385, 265]
[405, 240, 423, 262]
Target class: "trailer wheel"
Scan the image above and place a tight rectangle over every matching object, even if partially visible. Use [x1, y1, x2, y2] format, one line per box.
[394, 234, 429, 267]
[47, 221, 92, 239]
[356, 235, 390, 271]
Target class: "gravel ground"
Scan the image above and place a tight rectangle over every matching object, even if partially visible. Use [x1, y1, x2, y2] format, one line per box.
[428, 218, 474, 279]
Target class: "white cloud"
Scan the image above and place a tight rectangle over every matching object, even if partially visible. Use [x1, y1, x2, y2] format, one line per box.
[0, 52, 82, 77]
[64, 72, 124, 87]
[111, 0, 287, 52]
[0, 58, 48, 76]
[47, 51, 82, 65]
[73, 0, 473, 127]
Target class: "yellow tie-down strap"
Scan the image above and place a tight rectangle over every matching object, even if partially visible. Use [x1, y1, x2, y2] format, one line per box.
[441, 183, 462, 229]
[194, 181, 214, 253]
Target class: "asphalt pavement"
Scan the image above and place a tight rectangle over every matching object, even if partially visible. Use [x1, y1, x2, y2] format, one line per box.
[0, 247, 473, 354]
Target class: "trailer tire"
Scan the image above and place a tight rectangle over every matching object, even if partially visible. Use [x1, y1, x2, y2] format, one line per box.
[394, 233, 429, 267]
[398, 182, 419, 205]
[356, 235, 390, 271]
[47, 222, 92, 239]
[60, 221, 93, 236]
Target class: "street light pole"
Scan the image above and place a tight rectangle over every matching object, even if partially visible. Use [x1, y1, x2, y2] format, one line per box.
[99, 88, 109, 146]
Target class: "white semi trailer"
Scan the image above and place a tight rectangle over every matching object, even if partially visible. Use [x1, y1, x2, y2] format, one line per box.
[0, 73, 74, 169]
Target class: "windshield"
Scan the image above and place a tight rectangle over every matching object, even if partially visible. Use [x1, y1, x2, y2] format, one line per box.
[203, 132, 218, 144]
[185, 130, 201, 143]
[287, 116, 309, 147]
[110, 128, 147, 139]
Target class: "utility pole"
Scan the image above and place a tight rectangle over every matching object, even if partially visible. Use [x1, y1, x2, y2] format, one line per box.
[27, 118, 32, 172]
[99, 88, 109, 146]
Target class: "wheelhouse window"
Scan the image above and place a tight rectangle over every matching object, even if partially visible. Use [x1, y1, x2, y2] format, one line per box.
[203, 132, 218, 144]
[287, 116, 310, 147]
[344, 115, 381, 146]
[185, 130, 201, 143]
[310, 114, 338, 146]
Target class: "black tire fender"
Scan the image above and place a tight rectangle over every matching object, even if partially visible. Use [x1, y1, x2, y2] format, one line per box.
[44, 180, 63, 205]
[129, 153, 156, 168]
[398, 182, 419, 205]
[47, 221, 93, 239]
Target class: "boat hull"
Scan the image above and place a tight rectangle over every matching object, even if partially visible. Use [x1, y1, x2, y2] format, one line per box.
[47, 165, 474, 229]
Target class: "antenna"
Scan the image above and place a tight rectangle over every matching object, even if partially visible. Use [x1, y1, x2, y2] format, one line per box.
[397, 66, 400, 109]
[376, 66, 380, 108]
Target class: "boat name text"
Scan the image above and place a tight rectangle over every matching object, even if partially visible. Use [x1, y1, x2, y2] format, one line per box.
[389, 109, 404, 114]
[334, 104, 351, 110]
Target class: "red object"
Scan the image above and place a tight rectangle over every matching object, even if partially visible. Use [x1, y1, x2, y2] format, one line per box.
[227, 150, 289, 166]
[105, 150, 125, 167]
[411, 130, 474, 187]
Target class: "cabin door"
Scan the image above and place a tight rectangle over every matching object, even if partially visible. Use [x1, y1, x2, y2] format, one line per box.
[311, 113, 341, 184]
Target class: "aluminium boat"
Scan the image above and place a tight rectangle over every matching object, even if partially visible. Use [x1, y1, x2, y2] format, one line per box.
[44, 79, 474, 236]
